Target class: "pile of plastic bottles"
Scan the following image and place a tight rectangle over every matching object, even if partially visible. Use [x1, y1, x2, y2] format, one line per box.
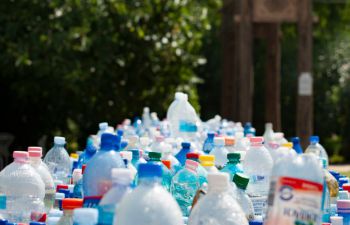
[0, 91, 347, 225]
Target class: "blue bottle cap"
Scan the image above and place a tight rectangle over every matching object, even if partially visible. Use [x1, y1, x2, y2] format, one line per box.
[29, 222, 45, 225]
[138, 163, 162, 178]
[207, 132, 215, 138]
[249, 221, 263, 225]
[309, 135, 319, 143]
[101, 133, 119, 150]
[117, 129, 124, 136]
[0, 220, 7, 225]
[6, 223, 17, 225]
[181, 142, 191, 149]
[291, 137, 300, 143]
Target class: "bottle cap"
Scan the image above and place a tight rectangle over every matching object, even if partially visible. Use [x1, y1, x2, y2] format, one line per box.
[100, 133, 119, 150]
[13, 151, 29, 160]
[111, 168, 132, 185]
[250, 136, 264, 144]
[130, 149, 140, 159]
[29, 222, 45, 225]
[265, 123, 273, 129]
[224, 137, 234, 146]
[148, 152, 161, 161]
[46, 217, 60, 225]
[343, 183, 350, 193]
[56, 184, 68, 192]
[185, 160, 199, 173]
[62, 198, 83, 210]
[214, 137, 225, 146]
[181, 142, 191, 149]
[330, 216, 343, 225]
[281, 142, 293, 149]
[337, 200, 350, 213]
[70, 153, 79, 159]
[73, 208, 98, 225]
[117, 129, 124, 137]
[207, 132, 215, 138]
[28, 150, 42, 158]
[99, 122, 108, 130]
[138, 163, 162, 179]
[291, 137, 300, 144]
[175, 92, 183, 99]
[186, 153, 200, 160]
[82, 164, 87, 174]
[162, 160, 171, 170]
[233, 173, 249, 190]
[227, 152, 240, 161]
[309, 135, 319, 143]
[199, 155, 215, 167]
[54, 136, 66, 145]
[249, 221, 263, 225]
[208, 173, 229, 191]
[28, 146, 42, 153]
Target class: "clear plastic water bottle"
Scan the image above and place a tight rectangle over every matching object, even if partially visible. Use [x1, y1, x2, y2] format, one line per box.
[188, 173, 249, 225]
[162, 144, 182, 173]
[116, 163, 183, 225]
[83, 133, 125, 208]
[210, 137, 229, 169]
[167, 92, 185, 121]
[142, 107, 152, 130]
[72, 169, 83, 199]
[148, 152, 172, 191]
[98, 168, 132, 225]
[44, 136, 71, 184]
[232, 173, 255, 220]
[58, 198, 83, 225]
[242, 137, 273, 217]
[291, 137, 303, 154]
[265, 154, 324, 225]
[175, 142, 192, 166]
[233, 132, 249, 160]
[220, 153, 243, 181]
[151, 135, 166, 153]
[199, 155, 218, 173]
[202, 132, 215, 154]
[28, 147, 55, 212]
[77, 137, 97, 168]
[305, 136, 329, 167]
[73, 208, 98, 225]
[0, 151, 45, 223]
[186, 153, 207, 186]
[224, 136, 235, 153]
[263, 123, 274, 146]
[130, 149, 146, 169]
[171, 160, 200, 216]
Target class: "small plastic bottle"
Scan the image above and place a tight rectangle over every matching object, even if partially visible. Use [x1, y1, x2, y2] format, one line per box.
[220, 152, 244, 181]
[58, 198, 83, 225]
[210, 137, 229, 169]
[202, 132, 215, 154]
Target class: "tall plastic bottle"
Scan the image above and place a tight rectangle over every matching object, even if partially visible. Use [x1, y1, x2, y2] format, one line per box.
[188, 173, 249, 225]
[242, 137, 273, 217]
[44, 136, 71, 184]
[232, 173, 255, 221]
[83, 133, 125, 208]
[0, 151, 45, 223]
[202, 132, 215, 154]
[220, 152, 243, 180]
[167, 92, 185, 121]
[263, 123, 274, 146]
[175, 142, 193, 166]
[291, 137, 303, 154]
[73, 208, 98, 225]
[264, 154, 324, 225]
[210, 137, 229, 169]
[28, 147, 55, 212]
[115, 163, 184, 225]
[58, 198, 83, 225]
[98, 169, 132, 225]
[148, 152, 172, 191]
[305, 136, 329, 167]
[171, 160, 200, 216]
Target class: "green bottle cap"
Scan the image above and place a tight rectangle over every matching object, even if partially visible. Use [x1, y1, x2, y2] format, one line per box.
[148, 152, 161, 161]
[233, 173, 249, 190]
[227, 152, 240, 162]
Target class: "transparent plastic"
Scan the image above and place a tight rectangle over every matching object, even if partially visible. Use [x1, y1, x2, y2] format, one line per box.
[210, 137, 228, 169]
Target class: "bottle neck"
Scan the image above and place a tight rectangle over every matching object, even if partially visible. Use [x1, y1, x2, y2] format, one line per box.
[63, 209, 74, 216]
[227, 160, 239, 165]
[54, 143, 65, 148]
[14, 158, 29, 164]
[29, 157, 42, 166]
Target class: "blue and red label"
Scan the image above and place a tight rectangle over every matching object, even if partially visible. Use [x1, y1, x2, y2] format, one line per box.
[83, 195, 103, 208]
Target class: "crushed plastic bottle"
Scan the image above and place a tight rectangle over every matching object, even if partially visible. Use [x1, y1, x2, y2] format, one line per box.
[220, 153, 244, 180]
[188, 172, 249, 225]
[210, 137, 229, 169]
[232, 173, 255, 220]
[116, 163, 183, 225]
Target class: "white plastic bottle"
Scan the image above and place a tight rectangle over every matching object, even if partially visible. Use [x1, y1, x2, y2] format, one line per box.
[115, 163, 183, 225]
[0, 151, 45, 223]
[142, 107, 152, 130]
[264, 154, 324, 225]
[233, 132, 249, 160]
[28, 147, 55, 212]
[44, 136, 71, 184]
[263, 123, 274, 146]
[242, 137, 273, 217]
[188, 173, 249, 225]
[167, 92, 185, 121]
[210, 137, 229, 169]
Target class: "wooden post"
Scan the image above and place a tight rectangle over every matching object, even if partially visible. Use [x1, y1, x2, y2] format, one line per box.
[297, 0, 313, 148]
[265, 23, 282, 131]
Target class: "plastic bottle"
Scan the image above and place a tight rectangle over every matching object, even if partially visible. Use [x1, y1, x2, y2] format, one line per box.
[186, 153, 208, 186]
[291, 137, 303, 154]
[210, 137, 229, 169]
[188, 173, 249, 225]
[98, 168, 132, 225]
[264, 154, 324, 225]
[242, 137, 273, 217]
[142, 107, 152, 130]
[73, 208, 98, 225]
[202, 132, 215, 154]
[233, 132, 249, 160]
[83, 133, 125, 208]
[115, 163, 184, 225]
[175, 142, 192, 166]
[263, 123, 274, 146]
[77, 138, 97, 168]
[199, 155, 218, 173]
[232, 173, 255, 220]
[220, 153, 244, 180]
[244, 122, 256, 137]
[151, 135, 166, 153]
[225, 136, 235, 153]
[72, 169, 83, 198]
[43, 136, 71, 184]
[148, 152, 172, 191]
[120, 151, 137, 181]
[305, 136, 329, 167]
[171, 160, 200, 216]
[57, 198, 83, 225]
[28, 147, 55, 212]
[162, 143, 182, 173]
[130, 149, 146, 169]
[167, 92, 185, 121]
[0, 151, 45, 223]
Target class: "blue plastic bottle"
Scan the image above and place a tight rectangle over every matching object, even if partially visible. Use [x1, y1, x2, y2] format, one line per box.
[175, 142, 192, 166]
[291, 137, 303, 154]
[148, 152, 172, 191]
[171, 160, 200, 216]
[202, 132, 215, 154]
[220, 152, 244, 180]
[83, 133, 125, 208]
[77, 137, 97, 168]
[244, 122, 256, 136]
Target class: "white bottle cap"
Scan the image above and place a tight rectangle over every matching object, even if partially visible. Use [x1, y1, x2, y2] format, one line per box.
[143, 107, 150, 113]
[55, 192, 65, 200]
[46, 217, 60, 225]
[73, 208, 98, 225]
[214, 137, 225, 146]
[99, 122, 108, 130]
[208, 172, 229, 191]
[175, 92, 184, 99]
[67, 184, 74, 193]
[54, 136, 66, 145]
[112, 168, 132, 185]
[330, 216, 343, 225]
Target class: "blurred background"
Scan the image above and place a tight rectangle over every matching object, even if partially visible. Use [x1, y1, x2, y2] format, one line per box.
[1, 0, 350, 163]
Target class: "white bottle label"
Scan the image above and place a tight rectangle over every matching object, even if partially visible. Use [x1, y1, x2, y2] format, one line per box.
[265, 176, 323, 225]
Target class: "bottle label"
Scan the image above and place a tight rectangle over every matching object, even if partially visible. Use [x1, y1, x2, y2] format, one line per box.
[251, 196, 268, 216]
[98, 204, 116, 225]
[265, 176, 323, 225]
[83, 196, 102, 208]
[179, 120, 197, 132]
[0, 195, 6, 210]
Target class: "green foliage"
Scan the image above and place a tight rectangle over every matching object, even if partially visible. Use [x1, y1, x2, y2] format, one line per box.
[0, 0, 220, 149]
